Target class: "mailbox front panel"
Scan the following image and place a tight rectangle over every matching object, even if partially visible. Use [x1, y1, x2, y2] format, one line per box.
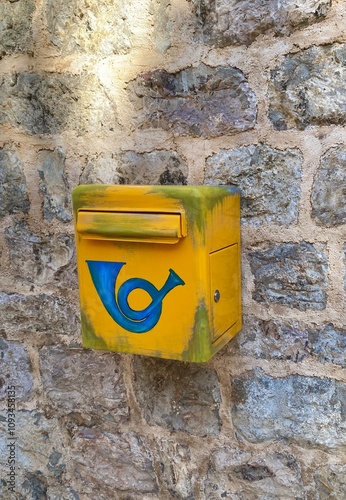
[73, 185, 241, 362]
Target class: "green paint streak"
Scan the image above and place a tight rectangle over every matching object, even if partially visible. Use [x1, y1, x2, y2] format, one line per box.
[150, 185, 239, 242]
[81, 310, 109, 350]
[72, 184, 109, 217]
[182, 301, 211, 362]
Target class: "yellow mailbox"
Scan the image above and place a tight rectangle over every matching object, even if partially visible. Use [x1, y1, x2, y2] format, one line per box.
[72, 185, 241, 362]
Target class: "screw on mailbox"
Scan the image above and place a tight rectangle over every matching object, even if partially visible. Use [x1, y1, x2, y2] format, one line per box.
[214, 290, 221, 303]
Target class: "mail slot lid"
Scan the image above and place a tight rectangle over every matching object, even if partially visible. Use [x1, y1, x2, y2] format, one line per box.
[76, 210, 184, 243]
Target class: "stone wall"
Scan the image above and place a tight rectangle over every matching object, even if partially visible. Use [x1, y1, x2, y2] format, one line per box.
[1, 0, 346, 498]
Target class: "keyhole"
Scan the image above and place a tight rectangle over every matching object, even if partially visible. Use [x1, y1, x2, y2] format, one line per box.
[214, 290, 220, 303]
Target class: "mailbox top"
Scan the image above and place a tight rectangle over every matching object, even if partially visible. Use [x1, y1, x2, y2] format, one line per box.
[72, 184, 240, 214]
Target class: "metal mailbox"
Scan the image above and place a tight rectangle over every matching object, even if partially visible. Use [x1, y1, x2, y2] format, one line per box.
[72, 185, 241, 362]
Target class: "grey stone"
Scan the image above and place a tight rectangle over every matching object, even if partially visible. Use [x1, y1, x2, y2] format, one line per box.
[0, 0, 35, 56]
[230, 316, 309, 363]
[0, 411, 66, 497]
[154, 438, 193, 499]
[37, 148, 72, 222]
[0, 292, 79, 335]
[46, 0, 132, 56]
[39, 346, 129, 424]
[231, 369, 346, 448]
[314, 464, 346, 499]
[311, 146, 346, 226]
[205, 144, 302, 226]
[80, 150, 188, 186]
[248, 242, 328, 310]
[0, 339, 33, 401]
[71, 428, 158, 494]
[190, 0, 332, 47]
[205, 447, 305, 499]
[150, 0, 172, 53]
[5, 220, 75, 287]
[269, 44, 346, 130]
[308, 324, 346, 368]
[133, 357, 221, 437]
[0, 72, 116, 135]
[128, 64, 257, 138]
[0, 148, 30, 216]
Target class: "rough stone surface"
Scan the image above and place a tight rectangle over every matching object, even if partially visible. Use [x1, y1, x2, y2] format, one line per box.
[150, 0, 172, 53]
[269, 44, 346, 130]
[311, 146, 346, 226]
[230, 316, 309, 363]
[46, 0, 133, 56]
[0, 411, 66, 497]
[37, 147, 72, 222]
[40, 347, 129, 425]
[0, 0, 35, 56]
[80, 150, 188, 185]
[0, 339, 33, 401]
[248, 242, 328, 310]
[0, 147, 30, 217]
[70, 428, 158, 495]
[133, 357, 221, 436]
[0, 72, 116, 135]
[190, 0, 332, 47]
[205, 447, 305, 499]
[205, 144, 302, 226]
[314, 464, 346, 499]
[5, 220, 75, 287]
[308, 324, 346, 368]
[231, 369, 346, 448]
[154, 438, 193, 499]
[0, 292, 79, 335]
[129, 64, 257, 138]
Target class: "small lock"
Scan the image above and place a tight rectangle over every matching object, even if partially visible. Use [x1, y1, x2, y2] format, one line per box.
[214, 289, 221, 303]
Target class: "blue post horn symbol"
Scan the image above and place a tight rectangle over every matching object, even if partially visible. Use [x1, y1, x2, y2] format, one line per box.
[86, 261, 185, 333]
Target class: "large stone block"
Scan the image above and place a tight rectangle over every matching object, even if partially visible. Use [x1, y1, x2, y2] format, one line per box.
[231, 317, 346, 368]
[190, 0, 332, 47]
[311, 146, 346, 226]
[46, 0, 133, 56]
[5, 220, 75, 287]
[314, 465, 346, 499]
[71, 428, 158, 495]
[0, 0, 35, 56]
[0, 411, 66, 497]
[0, 339, 33, 402]
[230, 316, 309, 363]
[80, 150, 188, 186]
[205, 144, 302, 226]
[0, 147, 30, 217]
[37, 148, 72, 222]
[248, 242, 328, 310]
[39, 346, 129, 424]
[269, 44, 346, 130]
[204, 446, 305, 499]
[0, 72, 116, 135]
[128, 64, 257, 138]
[0, 292, 79, 335]
[133, 357, 221, 436]
[231, 369, 346, 448]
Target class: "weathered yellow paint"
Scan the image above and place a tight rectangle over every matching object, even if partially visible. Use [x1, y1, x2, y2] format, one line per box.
[72, 185, 242, 362]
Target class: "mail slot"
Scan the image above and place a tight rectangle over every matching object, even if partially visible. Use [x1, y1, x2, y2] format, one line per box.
[72, 185, 241, 362]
